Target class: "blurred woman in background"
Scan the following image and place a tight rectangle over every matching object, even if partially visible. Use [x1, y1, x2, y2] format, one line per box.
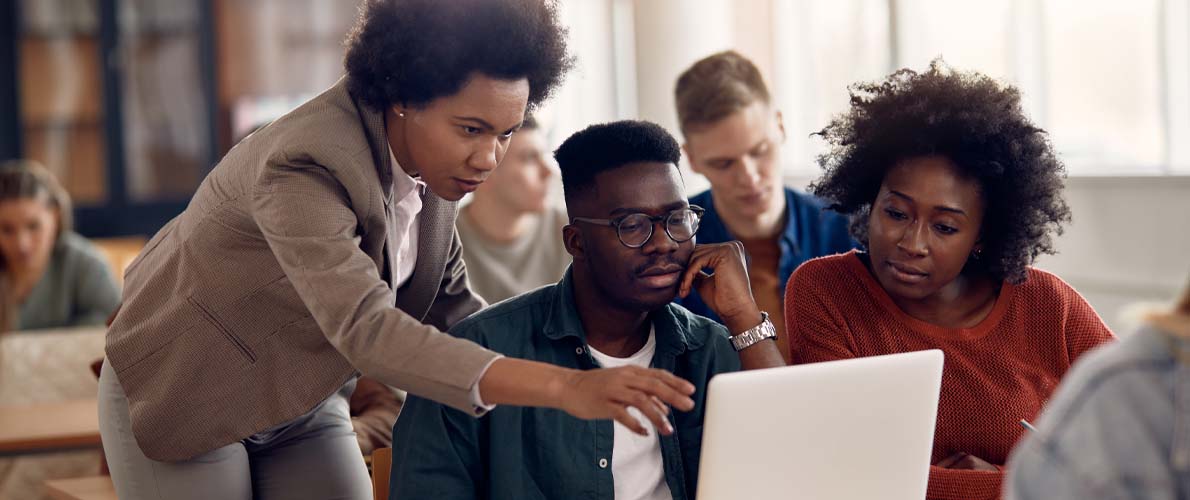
[0, 160, 119, 332]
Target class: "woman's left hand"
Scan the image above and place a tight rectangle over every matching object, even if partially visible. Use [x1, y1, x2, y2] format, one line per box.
[935, 452, 999, 471]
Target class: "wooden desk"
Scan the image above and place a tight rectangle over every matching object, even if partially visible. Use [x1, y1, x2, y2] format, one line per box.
[0, 399, 101, 455]
[44, 476, 117, 500]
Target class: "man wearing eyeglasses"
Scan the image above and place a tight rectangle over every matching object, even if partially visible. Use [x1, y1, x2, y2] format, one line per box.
[675, 51, 855, 363]
[388, 120, 784, 500]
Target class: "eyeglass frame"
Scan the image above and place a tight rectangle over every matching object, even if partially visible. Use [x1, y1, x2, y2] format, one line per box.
[570, 205, 705, 248]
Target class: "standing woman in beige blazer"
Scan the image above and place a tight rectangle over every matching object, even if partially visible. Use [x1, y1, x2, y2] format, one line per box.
[98, 1, 697, 498]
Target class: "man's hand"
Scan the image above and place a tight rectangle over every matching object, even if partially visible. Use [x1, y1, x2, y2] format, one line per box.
[677, 242, 785, 368]
[678, 242, 761, 332]
[935, 452, 999, 471]
[555, 366, 695, 436]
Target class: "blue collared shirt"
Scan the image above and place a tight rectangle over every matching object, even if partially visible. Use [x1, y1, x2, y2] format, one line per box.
[389, 269, 741, 500]
[1006, 325, 1190, 499]
[677, 187, 854, 324]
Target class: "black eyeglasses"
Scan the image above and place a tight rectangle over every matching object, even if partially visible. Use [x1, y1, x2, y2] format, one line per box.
[571, 205, 704, 248]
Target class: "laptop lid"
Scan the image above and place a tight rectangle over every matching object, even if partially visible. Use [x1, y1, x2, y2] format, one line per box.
[695, 349, 944, 500]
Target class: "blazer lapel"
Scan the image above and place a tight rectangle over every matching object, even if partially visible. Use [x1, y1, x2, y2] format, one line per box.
[394, 192, 456, 320]
[350, 82, 405, 296]
[347, 78, 455, 319]
[354, 85, 394, 208]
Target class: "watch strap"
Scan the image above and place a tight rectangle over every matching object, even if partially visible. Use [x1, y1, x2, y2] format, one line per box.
[730, 311, 777, 351]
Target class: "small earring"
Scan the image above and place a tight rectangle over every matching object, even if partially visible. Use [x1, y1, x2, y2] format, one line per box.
[397, 111, 406, 118]
[971, 249, 983, 260]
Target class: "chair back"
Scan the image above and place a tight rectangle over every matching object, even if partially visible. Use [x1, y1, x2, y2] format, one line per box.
[372, 447, 392, 500]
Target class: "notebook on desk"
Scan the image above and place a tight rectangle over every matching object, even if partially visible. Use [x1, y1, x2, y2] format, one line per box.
[696, 349, 944, 500]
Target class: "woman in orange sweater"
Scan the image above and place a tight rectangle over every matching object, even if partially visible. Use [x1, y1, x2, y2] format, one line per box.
[785, 60, 1115, 500]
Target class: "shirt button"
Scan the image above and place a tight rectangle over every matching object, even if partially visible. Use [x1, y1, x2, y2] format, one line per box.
[598, 458, 608, 469]
[575, 346, 584, 355]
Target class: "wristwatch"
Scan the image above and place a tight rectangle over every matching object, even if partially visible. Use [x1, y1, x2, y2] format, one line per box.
[730, 312, 777, 351]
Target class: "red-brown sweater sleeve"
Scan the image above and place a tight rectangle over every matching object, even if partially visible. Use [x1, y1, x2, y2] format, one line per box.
[927, 467, 1002, 500]
[785, 258, 858, 364]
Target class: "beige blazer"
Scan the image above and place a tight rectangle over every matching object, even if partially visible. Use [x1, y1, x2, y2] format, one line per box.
[105, 79, 499, 462]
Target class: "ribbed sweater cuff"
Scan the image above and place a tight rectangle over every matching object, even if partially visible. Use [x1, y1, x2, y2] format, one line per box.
[927, 466, 1003, 500]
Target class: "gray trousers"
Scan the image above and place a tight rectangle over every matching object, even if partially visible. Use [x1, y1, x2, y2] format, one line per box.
[97, 360, 372, 499]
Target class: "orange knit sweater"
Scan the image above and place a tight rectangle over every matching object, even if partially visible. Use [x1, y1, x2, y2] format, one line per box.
[784, 250, 1115, 500]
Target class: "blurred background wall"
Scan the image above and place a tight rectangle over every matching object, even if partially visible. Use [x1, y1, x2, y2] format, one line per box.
[1, 0, 1187, 332]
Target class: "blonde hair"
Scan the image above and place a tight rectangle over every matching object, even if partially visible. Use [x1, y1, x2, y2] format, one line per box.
[674, 50, 771, 135]
[0, 160, 73, 331]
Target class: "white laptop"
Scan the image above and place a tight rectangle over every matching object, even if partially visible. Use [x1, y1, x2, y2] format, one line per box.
[695, 349, 944, 500]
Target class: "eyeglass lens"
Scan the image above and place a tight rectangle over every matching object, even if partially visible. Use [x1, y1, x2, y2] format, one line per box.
[617, 209, 699, 247]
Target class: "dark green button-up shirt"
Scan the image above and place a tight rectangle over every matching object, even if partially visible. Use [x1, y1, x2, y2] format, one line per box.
[390, 270, 741, 500]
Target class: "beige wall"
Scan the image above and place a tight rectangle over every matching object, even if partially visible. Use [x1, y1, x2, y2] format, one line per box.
[627, 0, 774, 194]
[1034, 177, 1190, 333]
[630, 0, 774, 136]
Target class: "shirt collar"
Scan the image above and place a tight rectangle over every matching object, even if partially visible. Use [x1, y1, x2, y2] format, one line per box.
[388, 143, 427, 197]
[541, 267, 703, 355]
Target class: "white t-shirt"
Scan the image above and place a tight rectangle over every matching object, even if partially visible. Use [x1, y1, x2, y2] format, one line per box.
[588, 330, 673, 500]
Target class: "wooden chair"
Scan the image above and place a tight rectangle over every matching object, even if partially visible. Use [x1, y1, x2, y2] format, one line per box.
[372, 447, 392, 500]
[90, 358, 109, 476]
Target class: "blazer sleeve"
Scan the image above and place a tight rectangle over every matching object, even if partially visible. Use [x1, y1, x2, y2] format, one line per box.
[422, 226, 486, 332]
[252, 158, 500, 415]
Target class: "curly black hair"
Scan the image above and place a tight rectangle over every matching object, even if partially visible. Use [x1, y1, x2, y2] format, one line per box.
[555, 120, 682, 209]
[811, 59, 1071, 284]
[344, 0, 573, 111]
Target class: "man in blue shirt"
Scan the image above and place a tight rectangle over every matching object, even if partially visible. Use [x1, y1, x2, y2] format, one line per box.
[389, 120, 784, 500]
[674, 51, 854, 362]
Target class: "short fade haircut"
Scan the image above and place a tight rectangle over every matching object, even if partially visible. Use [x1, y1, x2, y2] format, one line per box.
[344, 0, 573, 111]
[554, 120, 681, 211]
[674, 50, 771, 135]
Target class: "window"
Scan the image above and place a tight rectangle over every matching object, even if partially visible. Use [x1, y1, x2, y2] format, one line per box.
[772, 0, 891, 177]
[772, 0, 1190, 176]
